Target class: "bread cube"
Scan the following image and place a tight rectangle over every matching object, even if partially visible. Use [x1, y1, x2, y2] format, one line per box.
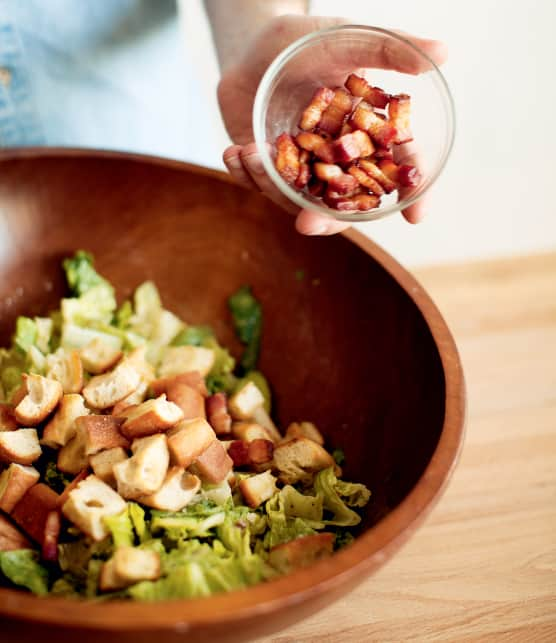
[100, 547, 160, 591]
[232, 421, 273, 443]
[189, 439, 233, 484]
[0, 463, 40, 512]
[158, 346, 214, 378]
[239, 470, 277, 508]
[273, 437, 335, 485]
[82, 362, 140, 409]
[113, 434, 169, 500]
[120, 395, 184, 440]
[14, 374, 63, 425]
[0, 429, 41, 465]
[285, 422, 324, 446]
[0, 404, 18, 431]
[167, 418, 215, 468]
[62, 475, 126, 541]
[11, 483, 60, 545]
[89, 447, 128, 487]
[139, 467, 200, 511]
[80, 338, 123, 374]
[46, 348, 84, 394]
[229, 382, 280, 442]
[150, 371, 208, 398]
[77, 415, 129, 455]
[41, 393, 90, 449]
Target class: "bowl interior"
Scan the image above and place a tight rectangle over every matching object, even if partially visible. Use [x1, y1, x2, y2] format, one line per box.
[254, 25, 455, 222]
[0, 151, 461, 640]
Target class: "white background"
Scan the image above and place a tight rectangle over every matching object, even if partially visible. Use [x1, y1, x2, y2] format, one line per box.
[181, 0, 556, 267]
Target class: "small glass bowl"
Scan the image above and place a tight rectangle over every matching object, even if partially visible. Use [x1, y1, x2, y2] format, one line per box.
[253, 25, 455, 222]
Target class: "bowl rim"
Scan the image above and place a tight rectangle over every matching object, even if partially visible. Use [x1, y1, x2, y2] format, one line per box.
[252, 24, 456, 222]
[0, 148, 465, 631]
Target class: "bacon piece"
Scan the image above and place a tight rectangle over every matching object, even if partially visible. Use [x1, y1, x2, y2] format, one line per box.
[295, 150, 312, 189]
[323, 186, 362, 208]
[332, 130, 374, 164]
[206, 393, 232, 436]
[347, 166, 385, 195]
[373, 148, 394, 161]
[11, 483, 60, 546]
[42, 510, 61, 561]
[388, 94, 413, 144]
[334, 194, 381, 212]
[313, 163, 359, 195]
[378, 159, 422, 188]
[299, 87, 335, 131]
[307, 178, 325, 197]
[295, 132, 334, 164]
[274, 133, 300, 184]
[339, 122, 353, 136]
[248, 439, 274, 465]
[345, 73, 390, 108]
[358, 159, 397, 193]
[227, 440, 250, 467]
[350, 102, 397, 148]
[318, 88, 353, 135]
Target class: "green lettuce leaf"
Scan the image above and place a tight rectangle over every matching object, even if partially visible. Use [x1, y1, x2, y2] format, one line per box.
[128, 502, 150, 543]
[61, 285, 117, 327]
[228, 285, 262, 374]
[104, 509, 134, 548]
[63, 250, 109, 297]
[44, 461, 71, 494]
[335, 479, 371, 508]
[172, 325, 214, 347]
[13, 316, 37, 354]
[263, 494, 317, 549]
[313, 467, 370, 527]
[279, 485, 324, 525]
[58, 538, 113, 580]
[0, 549, 49, 596]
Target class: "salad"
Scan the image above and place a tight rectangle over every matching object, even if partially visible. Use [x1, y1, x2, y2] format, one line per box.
[0, 252, 370, 600]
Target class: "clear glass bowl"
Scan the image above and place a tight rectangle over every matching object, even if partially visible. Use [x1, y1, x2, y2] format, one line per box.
[252, 25, 456, 222]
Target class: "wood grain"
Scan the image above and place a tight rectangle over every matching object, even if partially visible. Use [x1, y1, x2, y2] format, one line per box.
[256, 251, 556, 642]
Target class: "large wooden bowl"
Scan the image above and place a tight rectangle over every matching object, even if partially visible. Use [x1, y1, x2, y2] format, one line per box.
[0, 150, 464, 642]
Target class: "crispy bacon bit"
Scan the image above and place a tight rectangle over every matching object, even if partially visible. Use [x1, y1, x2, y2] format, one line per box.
[299, 87, 335, 131]
[318, 88, 353, 135]
[313, 163, 359, 194]
[307, 178, 325, 197]
[373, 148, 394, 161]
[332, 130, 374, 164]
[345, 73, 390, 108]
[275, 133, 300, 184]
[295, 132, 335, 164]
[323, 186, 362, 208]
[378, 159, 422, 188]
[248, 439, 274, 464]
[339, 122, 353, 136]
[358, 159, 397, 193]
[334, 194, 381, 212]
[295, 150, 312, 189]
[206, 393, 232, 436]
[388, 94, 413, 144]
[228, 440, 251, 467]
[350, 102, 397, 148]
[347, 166, 385, 195]
[41, 510, 61, 561]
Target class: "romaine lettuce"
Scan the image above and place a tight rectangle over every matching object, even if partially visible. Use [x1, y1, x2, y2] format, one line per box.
[313, 467, 370, 527]
[0, 549, 49, 596]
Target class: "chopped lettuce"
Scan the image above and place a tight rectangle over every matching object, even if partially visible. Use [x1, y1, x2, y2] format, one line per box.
[128, 502, 150, 543]
[314, 468, 370, 527]
[0, 347, 25, 401]
[61, 285, 117, 327]
[172, 325, 214, 347]
[228, 285, 262, 374]
[332, 448, 346, 466]
[115, 300, 133, 329]
[34, 317, 53, 354]
[0, 549, 49, 596]
[263, 493, 317, 549]
[279, 485, 324, 525]
[335, 479, 371, 508]
[58, 538, 112, 580]
[13, 316, 37, 354]
[60, 322, 123, 351]
[63, 250, 109, 297]
[104, 509, 134, 548]
[44, 461, 71, 494]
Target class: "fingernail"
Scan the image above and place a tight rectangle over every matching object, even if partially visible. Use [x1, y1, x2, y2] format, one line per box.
[224, 154, 243, 170]
[306, 224, 328, 236]
[242, 153, 265, 176]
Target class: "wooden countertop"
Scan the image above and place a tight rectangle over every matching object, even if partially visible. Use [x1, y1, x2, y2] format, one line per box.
[256, 252, 556, 642]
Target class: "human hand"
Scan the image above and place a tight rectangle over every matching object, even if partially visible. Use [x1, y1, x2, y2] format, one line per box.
[218, 15, 448, 235]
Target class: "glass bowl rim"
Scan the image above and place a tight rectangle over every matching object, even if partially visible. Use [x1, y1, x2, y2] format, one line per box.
[252, 24, 456, 222]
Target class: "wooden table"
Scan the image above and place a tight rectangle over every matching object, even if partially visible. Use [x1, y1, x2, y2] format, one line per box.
[256, 252, 556, 642]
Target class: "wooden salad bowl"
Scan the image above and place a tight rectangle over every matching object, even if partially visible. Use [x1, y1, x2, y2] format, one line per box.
[0, 150, 465, 642]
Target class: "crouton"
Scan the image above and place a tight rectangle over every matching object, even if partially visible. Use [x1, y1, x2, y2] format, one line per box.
[0, 513, 31, 551]
[239, 470, 277, 508]
[138, 467, 200, 511]
[0, 429, 41, 465]
[111, 380, 149, 415]
[228, 382, 281, 442]
[285, 422, 325, 446]
[61, 475, 127, 541]
[57, 429, 88, 474]
[45, 348, 84, 394]
[82, 362, 140, 409]
[0, 404, 18, 431]
[11, 483, 60, 545]
[268, 533, 334, 574]
[14, 374, 63, 425]
[166, 418, 215, 468]
[206, 393, 232, 436]
[99, 547, 160, 591]
[41, 393, 90, 449]
[113, 434, 169, 500]
[150, 371, 208, 398]
[232, 421, 273, 443]
[80, 338, 123, 374]
[273, 437, 336, 485]
[120, 346, 155, 384]
[165, 383, 205, 420]
[76, 415, 129, 455]
[120, 395, 184, 440]
[0, 464, 40, 512]
[89, 447, 128, 487]
[158, 346, 214, 378]
[189, 439, 233, 484]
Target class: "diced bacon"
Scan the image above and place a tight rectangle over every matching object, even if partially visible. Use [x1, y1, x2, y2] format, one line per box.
[295, 151, 312, 189]
[373, 148, 394, 161]
[377, 159, 422, 188]
[347, 166, 385, 195]
[248, 439, 274, 465]
[41, 510, 61, 561]
[358, 159, 397, 193]
[332, 130, 374, 164]
[388, 94, 413, 144]
[206, 393, 232, 436]
[334, 194, 381, 212]
[313, 163, 359, 195]
[350, 102, 397, 149]
[318, 88, 353, 136]
[298, 87, 335, 131]
[307, 178, 325, 197]
[339, 122, 353, 136]
[227, 440, 250, 467]
[295, 132, 335, 164]
[275, 133, 300, 184]
[345, 73, 390, 108]
[323, 186, 362, 208]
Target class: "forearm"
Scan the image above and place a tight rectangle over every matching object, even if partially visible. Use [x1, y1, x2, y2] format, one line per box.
[204, 0, 308, 72]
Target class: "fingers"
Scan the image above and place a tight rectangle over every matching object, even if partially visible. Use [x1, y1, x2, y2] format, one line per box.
[394, 141, 427, 224]
[295, 209, 351, 236]
[223, 145, 258, 191]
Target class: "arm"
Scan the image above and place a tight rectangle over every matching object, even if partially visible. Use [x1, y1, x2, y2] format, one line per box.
[204, 0, 308, 72]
